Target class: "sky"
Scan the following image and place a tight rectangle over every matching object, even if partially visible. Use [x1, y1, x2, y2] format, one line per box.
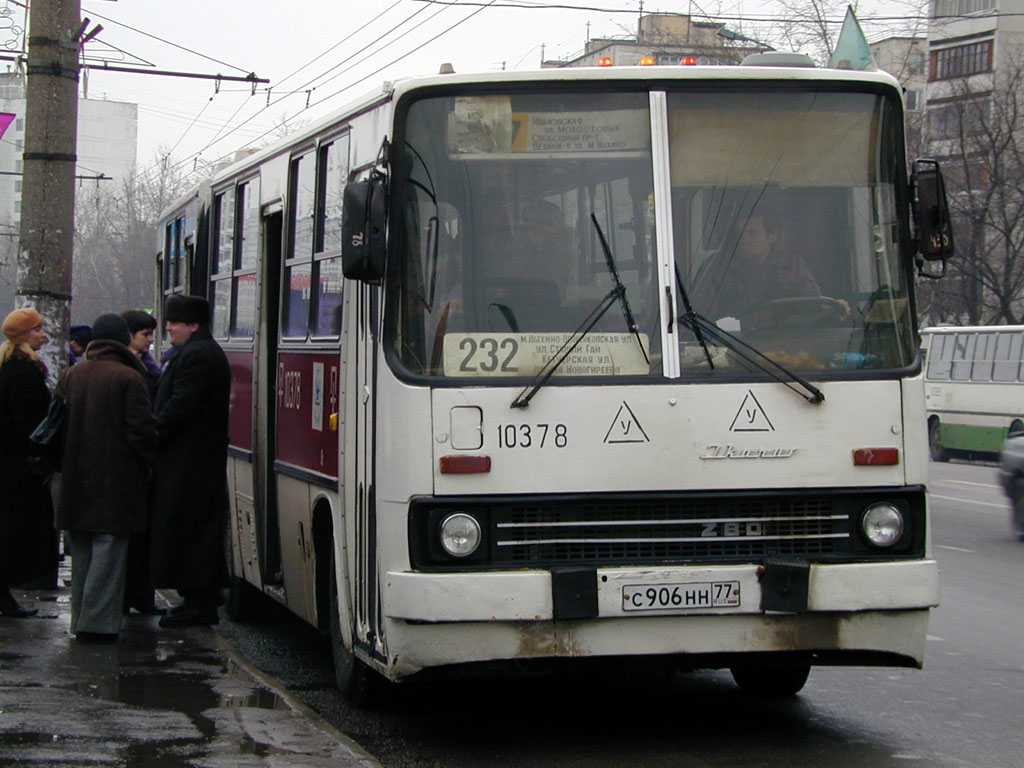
[27, 0, 925, 185]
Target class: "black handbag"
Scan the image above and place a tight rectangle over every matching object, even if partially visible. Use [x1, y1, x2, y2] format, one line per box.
[29, 395, 66, 470]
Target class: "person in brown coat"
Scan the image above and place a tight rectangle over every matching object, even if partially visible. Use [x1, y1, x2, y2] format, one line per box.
[54, 314, 157, 641]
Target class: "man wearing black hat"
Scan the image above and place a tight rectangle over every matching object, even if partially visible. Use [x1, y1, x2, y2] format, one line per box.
[151, 294, 231, 627]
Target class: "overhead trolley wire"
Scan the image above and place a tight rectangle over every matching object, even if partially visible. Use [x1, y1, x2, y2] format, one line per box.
[270, 0, 406, 91]
[307, 0, 498, 110]
[81, 6, 254, 75]
[155, 0, 457, 176]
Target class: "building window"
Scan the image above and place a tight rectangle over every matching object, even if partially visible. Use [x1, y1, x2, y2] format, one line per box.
[932, 0, 994, 17]
[906, 89, 924, 111]
[907, 51, 925, 76]
[15, 118, 22, 131]
[929, 98, 988, 139]
[930, 40, 993, 80]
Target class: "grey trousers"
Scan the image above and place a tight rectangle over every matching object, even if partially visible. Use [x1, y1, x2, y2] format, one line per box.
[68, 531, 128, 636]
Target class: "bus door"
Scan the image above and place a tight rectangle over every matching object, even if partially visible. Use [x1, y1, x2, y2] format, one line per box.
[351, 280, 384, 661]
[254, 205, 283, 591]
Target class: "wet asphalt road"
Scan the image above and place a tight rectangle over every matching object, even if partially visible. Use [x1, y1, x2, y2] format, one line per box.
[0, 585, 378, 768]
[217, 459, 1024, 768]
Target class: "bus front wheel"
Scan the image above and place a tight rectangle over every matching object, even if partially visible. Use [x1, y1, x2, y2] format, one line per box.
[1010, 475, 1024, 541]
[730, 665, 810, 696]
[328, 558, 388, 706]
[929, 419, 948, 462]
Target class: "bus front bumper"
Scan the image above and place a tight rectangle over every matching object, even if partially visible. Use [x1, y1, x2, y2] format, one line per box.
[379, 560, 938, 678]
[384, 560, 939, 623]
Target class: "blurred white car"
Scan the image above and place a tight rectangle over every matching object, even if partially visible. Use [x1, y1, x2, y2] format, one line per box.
[998, 434, 1024, 540]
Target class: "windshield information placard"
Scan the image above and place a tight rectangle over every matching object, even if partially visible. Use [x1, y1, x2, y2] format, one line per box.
[443, 332, 649, 377]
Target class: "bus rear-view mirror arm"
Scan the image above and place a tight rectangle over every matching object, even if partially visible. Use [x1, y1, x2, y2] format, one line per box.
[911, 158, 954, 263]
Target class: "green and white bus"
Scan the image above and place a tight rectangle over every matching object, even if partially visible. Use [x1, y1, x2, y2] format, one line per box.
[923, 325, 1024, 460]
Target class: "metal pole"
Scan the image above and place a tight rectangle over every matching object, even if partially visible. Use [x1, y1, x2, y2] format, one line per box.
[16, 0, 81, 382]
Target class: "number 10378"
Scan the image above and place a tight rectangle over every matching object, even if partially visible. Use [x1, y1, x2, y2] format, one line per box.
[497, 423, 568, 448]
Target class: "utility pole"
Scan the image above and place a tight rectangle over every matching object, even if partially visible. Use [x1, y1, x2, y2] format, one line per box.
[16, 0, 81, 382]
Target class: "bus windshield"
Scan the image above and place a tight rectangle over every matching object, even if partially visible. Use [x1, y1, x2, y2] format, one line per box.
[393, 86, 915, 380]
[672, 90, 916, 375]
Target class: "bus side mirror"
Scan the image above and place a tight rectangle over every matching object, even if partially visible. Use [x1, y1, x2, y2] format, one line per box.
[341, 175, 387, 282]
[911, 159, 954, 262]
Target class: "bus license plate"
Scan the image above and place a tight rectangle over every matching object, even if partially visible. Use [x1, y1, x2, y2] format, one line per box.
[622, 581, 741, 612]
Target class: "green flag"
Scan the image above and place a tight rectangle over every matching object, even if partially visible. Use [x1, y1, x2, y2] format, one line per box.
[828, 6, 877, 70]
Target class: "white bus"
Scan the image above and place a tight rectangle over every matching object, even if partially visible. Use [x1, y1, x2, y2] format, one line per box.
[922, 325, 1024, 460]
[157, 56, 953, 701]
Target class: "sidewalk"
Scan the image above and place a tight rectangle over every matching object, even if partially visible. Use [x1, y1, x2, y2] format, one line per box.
[0, 561, 381, 768]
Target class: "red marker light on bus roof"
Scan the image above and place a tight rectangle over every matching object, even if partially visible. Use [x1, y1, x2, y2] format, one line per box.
[598, 57, 613, 67]
[680, 56, 697, 66]
[853, 448, 899, 466]
[640, 56, 656, 66]
[440, 455, 492, 474]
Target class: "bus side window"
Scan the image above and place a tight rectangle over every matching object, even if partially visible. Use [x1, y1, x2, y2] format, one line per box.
[926, 334, 952, 380]
[313, 256, 344, 336]
[972, 333, 994, 381]
[993, 332, 1023, 381]
[950, 333, 975, 381]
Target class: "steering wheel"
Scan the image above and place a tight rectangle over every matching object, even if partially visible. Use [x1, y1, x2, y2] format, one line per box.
[738, 296, 849, 330]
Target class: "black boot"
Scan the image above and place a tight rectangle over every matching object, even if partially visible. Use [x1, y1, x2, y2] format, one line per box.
[0, 587, 38, 618]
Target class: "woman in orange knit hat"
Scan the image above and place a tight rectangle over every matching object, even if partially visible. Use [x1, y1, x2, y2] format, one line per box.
[0, 307, 56, 617]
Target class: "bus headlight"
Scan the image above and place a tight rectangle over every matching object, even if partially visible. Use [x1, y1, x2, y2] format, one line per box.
[439, 513, 482, 557]
[861, 503, 905, 547]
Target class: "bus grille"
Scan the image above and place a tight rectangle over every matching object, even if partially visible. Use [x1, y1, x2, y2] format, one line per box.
[490, 496, 847, 565]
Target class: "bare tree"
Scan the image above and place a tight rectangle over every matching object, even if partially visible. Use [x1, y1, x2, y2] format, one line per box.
[72, 149, 204, 323]
[768, 0, 851, 64]
[917, 52, 1024, 325]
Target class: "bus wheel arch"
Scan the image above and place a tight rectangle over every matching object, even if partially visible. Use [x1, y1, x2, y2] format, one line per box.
[313, 499, 388, 705]
[928, 417, 948, 462]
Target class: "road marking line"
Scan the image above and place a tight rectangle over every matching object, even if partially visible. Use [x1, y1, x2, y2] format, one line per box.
[930, 493, 1007, 510]
[937, 544, 975, 553]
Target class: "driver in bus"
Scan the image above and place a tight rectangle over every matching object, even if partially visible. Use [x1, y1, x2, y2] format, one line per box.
[693, 207, 823, 327]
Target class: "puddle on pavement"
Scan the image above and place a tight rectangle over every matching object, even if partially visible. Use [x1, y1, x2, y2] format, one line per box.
[68, 658, 286, 713]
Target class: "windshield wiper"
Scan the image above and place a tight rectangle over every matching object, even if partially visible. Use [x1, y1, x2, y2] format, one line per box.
[591, 213, 649, 365]
[679, 310, 825, 404]
[510, 286, 625, 409]
[509, 214, 649, 409]
[674, 265, 714, 369]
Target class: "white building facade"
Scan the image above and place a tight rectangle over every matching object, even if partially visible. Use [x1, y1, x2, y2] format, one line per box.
[0, 72, 138, 310]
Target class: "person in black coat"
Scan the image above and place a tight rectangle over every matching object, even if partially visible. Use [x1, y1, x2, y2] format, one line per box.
[119, 309, 163, 615]
[150, 295, 231, 627]
[0, 308, 56, 617]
